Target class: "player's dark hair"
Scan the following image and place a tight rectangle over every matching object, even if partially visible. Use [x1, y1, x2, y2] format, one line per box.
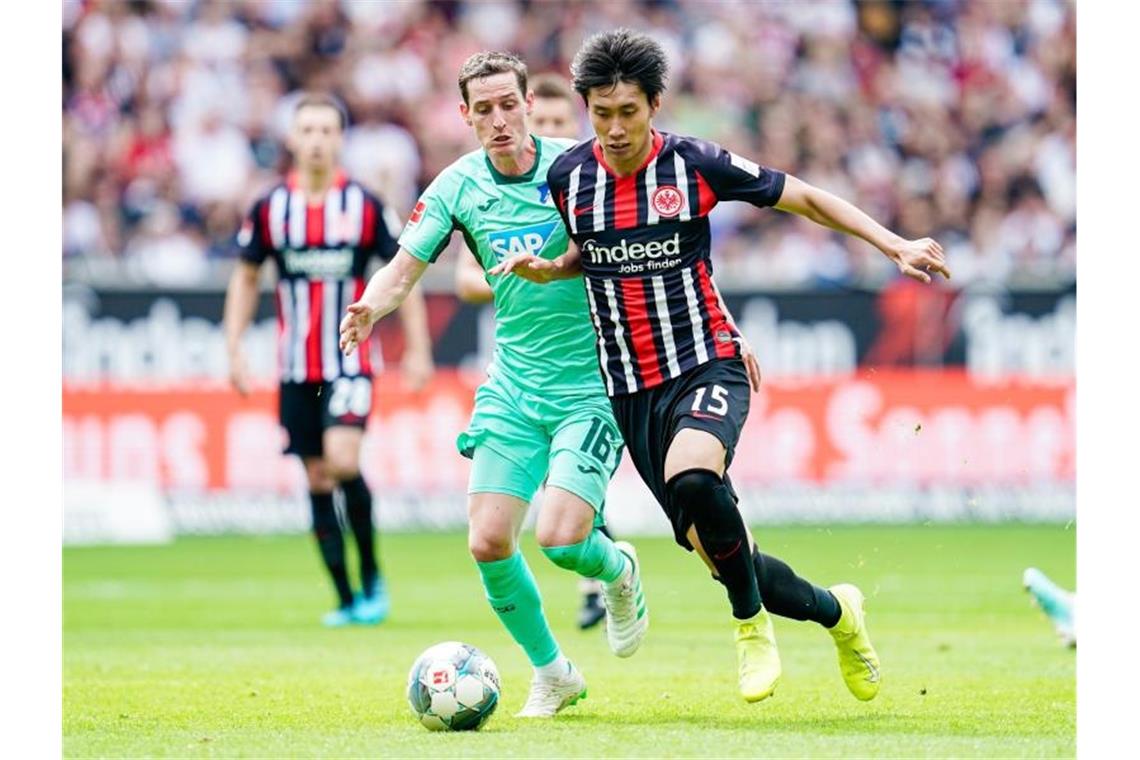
[294, 92, 348, 130]
[458, 51, 529, 105]
[571, 29, 669, 104]
[530, 72, 575, 102]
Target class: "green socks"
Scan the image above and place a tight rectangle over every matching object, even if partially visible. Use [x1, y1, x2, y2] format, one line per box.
[541, 528, 630, 584]
[476, 552, 560, 667]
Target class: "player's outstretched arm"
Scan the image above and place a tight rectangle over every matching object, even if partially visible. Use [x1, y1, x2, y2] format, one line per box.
[774, 175, 951, 284]
[456, 247, 494, 304]
[340, 248, 429, 356]
[395, 283, 435, 391]
[488, 241, 582, 284]
[223, 260, 261, 396]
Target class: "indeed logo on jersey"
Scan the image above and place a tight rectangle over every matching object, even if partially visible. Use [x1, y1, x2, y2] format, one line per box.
[582, 233, 682, 274]
[283, 248, 354, 278]
[488, 221, 559, 263]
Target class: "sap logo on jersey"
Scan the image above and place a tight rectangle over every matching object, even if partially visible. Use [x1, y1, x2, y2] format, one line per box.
[488, 221, 559, 262]
[582, 233, 682, 274]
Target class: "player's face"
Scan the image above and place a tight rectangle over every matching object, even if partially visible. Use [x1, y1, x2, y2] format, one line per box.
[530, 97, 579, 140]
[586, 81, 660, 173]
[289, 105, 343, 174]
[461, 72, 533, 159]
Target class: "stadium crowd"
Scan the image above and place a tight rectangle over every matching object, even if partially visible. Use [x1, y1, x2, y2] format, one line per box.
[62, 0, 1075, 290]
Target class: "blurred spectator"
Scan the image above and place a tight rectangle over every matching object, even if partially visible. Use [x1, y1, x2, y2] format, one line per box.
[62, 0, 1076, 290]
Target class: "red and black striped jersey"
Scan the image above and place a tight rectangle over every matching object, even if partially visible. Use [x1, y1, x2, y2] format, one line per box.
[237, 170, 400, 383]
[546, 130, 786, 396]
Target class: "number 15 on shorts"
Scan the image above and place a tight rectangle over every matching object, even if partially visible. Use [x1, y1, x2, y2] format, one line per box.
[691, 384, 729, 417]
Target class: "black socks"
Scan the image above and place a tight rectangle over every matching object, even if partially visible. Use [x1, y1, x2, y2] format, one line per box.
[752, 547, 842, 628]
[341, 475, 379, 596]
[310, 491, 353, 608]
[668, 469, 761, 620]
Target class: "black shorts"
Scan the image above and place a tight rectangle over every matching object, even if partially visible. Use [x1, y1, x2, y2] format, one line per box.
[279, 377, 372, 458]
[609, 358, 751, 550]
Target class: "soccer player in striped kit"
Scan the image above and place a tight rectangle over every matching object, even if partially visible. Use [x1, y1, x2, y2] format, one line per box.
[224, 94, 434, 628]
[494, 29, 951, 703]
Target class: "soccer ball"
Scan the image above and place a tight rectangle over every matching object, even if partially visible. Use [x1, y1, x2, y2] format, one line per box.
[406, 641, 501, 731]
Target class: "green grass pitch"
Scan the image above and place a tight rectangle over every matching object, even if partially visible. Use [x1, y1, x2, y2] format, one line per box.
[64, 524, 1075, 758]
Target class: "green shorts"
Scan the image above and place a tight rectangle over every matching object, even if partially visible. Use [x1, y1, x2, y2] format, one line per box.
[456, 372, 623, 516]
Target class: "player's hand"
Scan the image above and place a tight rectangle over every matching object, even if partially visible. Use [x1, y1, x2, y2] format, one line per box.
[736, 335, 763, 392]
[339, 302, 376, 356]
[228, 348, 250, 397]
[401, 348, 434, 392]
[488, 253, 559, 284]
[892, 237, 951, 284]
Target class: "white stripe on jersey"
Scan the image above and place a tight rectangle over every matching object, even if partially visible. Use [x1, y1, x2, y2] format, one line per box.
[645, 156, 660, 226]
[344, 185, 364, 246]
[583, 277, 615, 396]
[729, 151, 761, 178]
[592, 164, 607, 233]
[381, 203, 402, 240]
[324, 186, 344, 246]
[341, 280, 361, 376]
[673, 153, 692, 222]
[680, 267, 710, 365]
[291, 279, 310, 382]
[602, 279, 638, 394]
[288, 189, 307, 249]
[322, 278, 341, 381]
[651, 275, 682, 378]
[268, 187, 288, 250]
[277, 280, 294, 378]
[567, 165, 582, 234]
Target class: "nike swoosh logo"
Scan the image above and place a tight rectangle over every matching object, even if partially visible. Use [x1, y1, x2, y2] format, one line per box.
[573, 205, 594, 216]
[855, 651, 880, 683]
[690, 411, 723, 420]
[577, 464, 602, 475]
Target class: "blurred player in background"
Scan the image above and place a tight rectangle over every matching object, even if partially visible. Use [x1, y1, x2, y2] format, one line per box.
[224, 94, 434, 628]
[453, 71, 614, 632]
[1024, 568, 1076, 647]
[341, 52, 647, 718]
[496, 29, 950, 703]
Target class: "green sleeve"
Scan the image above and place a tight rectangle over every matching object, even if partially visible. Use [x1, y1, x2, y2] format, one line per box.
[398, 172, 460, 264]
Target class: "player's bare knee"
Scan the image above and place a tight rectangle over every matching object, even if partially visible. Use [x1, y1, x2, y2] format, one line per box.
[468, 529, 515, 563]
[303, 458, 335, 493]
[325, 456, 360, 483]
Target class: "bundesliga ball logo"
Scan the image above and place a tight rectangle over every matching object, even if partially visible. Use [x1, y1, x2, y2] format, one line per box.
[651, 186, 684, 217]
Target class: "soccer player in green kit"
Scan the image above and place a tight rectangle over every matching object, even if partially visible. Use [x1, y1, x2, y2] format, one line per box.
[338, 52, 647, 718]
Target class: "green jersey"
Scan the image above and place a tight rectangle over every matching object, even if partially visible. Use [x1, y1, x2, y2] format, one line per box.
[399, 136, 604, 396]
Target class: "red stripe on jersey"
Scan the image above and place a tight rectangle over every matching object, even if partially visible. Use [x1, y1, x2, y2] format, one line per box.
[614, 174, 638, 229]
[306, 281, 324, 382]
[619, 278, 664, 387]
[695, 170, 718, 217]
[696, 260, 737, 359]
[354, 278, 373, 374]
[360, 197, 376, 249]
[305, 204, 324, 247]
[259, 199, 272, 247]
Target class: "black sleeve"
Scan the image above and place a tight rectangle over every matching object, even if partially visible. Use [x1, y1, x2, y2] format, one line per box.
[681, 137, 786, 208]
[235, 198, 269, 264]
[368, 194, 401, 262]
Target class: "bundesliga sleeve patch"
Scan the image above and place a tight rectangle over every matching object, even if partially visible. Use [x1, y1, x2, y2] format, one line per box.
[236, 219, 253, 247]
[408, 200, 427, 225]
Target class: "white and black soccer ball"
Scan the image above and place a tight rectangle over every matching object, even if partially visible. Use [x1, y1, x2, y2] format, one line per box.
[406, 641, 501, 731]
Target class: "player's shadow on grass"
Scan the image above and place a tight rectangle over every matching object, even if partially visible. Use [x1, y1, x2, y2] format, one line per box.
[551, 711, 901, 732]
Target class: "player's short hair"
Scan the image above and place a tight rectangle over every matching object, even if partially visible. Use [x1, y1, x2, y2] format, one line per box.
[571, 28, 669, 104]
[294, 92, 348, 130]
[530, 73, 575, 103]
[458, 51, 529, 105]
